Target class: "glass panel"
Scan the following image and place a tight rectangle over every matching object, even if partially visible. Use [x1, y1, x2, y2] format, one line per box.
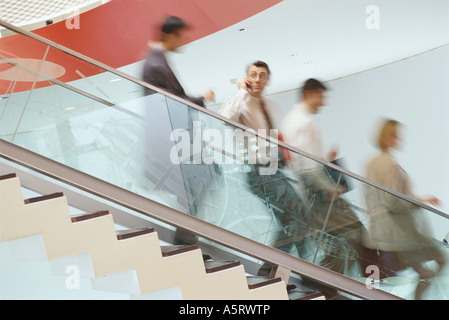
[1, 23, 448, 300]
[45, 45, 147, 106]
[0, 32, 54, 95]
[0, 33, 55, 141]
[163, 98, 449, 300]
[358, 178, 449, 300]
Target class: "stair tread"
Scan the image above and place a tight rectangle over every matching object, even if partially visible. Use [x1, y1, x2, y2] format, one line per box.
[288, 289, 325, 300]
[0, 173, 16, 181]
[246, 276, 282, 290]
[1, 173, 290, 299]
[160, 245, 199, 257]
[24, 192, 64, 204]
[204, 260, 240, 273]
[116, 228, 154, 240]
[71, 210, 109, 222]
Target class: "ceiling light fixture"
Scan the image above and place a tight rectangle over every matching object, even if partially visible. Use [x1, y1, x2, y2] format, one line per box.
[235, 27, 248, 32]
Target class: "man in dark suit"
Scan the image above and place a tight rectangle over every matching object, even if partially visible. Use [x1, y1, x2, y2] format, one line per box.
[141, 16, 216, 249]
[142, 16, 215, 105]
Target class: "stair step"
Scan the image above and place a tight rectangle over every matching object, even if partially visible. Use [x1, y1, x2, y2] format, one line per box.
[0, 173, 16, 181]
[0, 173, 290, 300]
[288, 289, 325, 300]
[246, 276, 282, 290]
[116, 228, 155, 240]
[71, 210, 110, 222]
[204, 260, 240, 273]
[24, 192, 64, 204]
[160, 245, 198, 257]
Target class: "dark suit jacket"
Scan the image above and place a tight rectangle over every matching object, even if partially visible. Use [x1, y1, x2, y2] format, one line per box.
[142, 46, 205, 107]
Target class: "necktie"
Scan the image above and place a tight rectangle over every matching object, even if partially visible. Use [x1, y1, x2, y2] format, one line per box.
[259, 100, 273, 130]
[259, 100, 290, 162]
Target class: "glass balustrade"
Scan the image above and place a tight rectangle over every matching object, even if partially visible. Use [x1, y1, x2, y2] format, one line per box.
[164, 98, 449, 300]
[1, 21, 448, 300]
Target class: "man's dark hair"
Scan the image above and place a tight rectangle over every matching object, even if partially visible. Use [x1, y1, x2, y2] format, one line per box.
[161, 16, 187, 34]
[302, 78, 327, 92]
[248, 60, 271, 78]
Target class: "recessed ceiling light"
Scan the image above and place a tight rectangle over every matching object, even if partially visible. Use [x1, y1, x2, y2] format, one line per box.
[235, 27, 248, 32]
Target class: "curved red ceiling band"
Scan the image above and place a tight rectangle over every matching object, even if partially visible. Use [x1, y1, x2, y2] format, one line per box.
[0, 0, 282, 94]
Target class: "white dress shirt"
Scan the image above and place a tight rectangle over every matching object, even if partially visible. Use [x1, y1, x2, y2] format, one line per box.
[218, 89, 279, 171]
[281, 102, 326, 171]
[219, 89, 279, 132]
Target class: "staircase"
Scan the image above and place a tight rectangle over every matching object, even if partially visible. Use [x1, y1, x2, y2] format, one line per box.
[0, 173, 296, 300]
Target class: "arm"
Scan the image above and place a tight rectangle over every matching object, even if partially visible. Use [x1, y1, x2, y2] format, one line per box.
[368, 155, 421, 211]
[387, 162, 441, 207]
[143, 51, 207, 107]
[218, 89, 248, 122]
[286, 122, 339, 196]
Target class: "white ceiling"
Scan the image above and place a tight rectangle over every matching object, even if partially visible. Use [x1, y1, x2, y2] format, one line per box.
[168, 0, 449, 105]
